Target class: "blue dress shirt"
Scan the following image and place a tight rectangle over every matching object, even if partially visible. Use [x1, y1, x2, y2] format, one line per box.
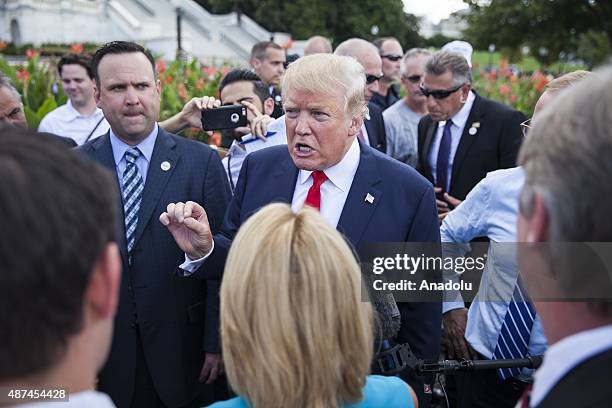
[109, 124, 158, 191]
[440, 167, 547, 377]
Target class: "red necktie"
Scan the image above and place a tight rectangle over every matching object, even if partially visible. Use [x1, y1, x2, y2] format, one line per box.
[304, 171, 328, 211]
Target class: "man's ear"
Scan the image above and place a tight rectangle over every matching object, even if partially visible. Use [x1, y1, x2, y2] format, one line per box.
[250, 58, 261, 71]
[263, 97, 275, 116]
[156, 78, 162, 96]
[460, 83, 472, 103]
[94, 84, 101, 108]
[525, 193, 549, 243]
[85, 243, 121, 322]
[348, 115, 364, 137]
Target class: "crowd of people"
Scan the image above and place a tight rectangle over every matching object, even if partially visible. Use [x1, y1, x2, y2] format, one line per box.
[1, 34, 611, 408]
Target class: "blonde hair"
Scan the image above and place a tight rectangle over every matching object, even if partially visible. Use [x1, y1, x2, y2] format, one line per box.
[221, 203, 374, 408]
[281, 53, 367, 120]
[545, 70, 591, 93]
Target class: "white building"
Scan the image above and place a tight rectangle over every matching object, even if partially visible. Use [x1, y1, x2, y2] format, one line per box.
[420, 9, 468, 39]
[0, 0, 291, 64]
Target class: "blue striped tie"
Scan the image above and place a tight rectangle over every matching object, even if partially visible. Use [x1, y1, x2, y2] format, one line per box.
[122, 147, 144, 257]
[492, 280, 536, 379]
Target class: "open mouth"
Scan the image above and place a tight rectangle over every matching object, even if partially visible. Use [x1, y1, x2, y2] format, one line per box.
[295, 142, 314, 154]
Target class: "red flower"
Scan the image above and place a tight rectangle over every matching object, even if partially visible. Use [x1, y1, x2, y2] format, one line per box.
[499, 84, 511, 96]
[202, 66, 216, 77]
[165, 74, 173, 83]
[535, 78, 548, 92]
[25, 49, 39, 60]
[0, 41, 7, 50]
[210, 131, 221, 146]
[71, 43, 84, 54]
[156, 59, 166, 74]
[16, 68, 30, 81]
[178, 83, 187, 101]
[509, 94, 518, 103]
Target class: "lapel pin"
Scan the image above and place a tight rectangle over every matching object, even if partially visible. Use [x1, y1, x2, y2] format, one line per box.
[468, 127, 478, 135]
[365, 193, 375, 204]
[160, 161, 171, 171]
[472, 122, 480, 128]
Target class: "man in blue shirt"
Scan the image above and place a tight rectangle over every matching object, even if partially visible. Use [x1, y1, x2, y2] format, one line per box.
[440, 70, 590, 408]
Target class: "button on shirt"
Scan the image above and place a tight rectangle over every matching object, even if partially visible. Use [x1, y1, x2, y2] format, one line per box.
[291, 138, 360, 228]
[427, 91, 475, 191]
[110, 124, 158, 191]
[38, 100, 110, 146]
[440, 167, 547, 376]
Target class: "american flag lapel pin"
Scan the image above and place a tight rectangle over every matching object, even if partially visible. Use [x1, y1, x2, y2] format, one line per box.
[365, 193, 375, 204]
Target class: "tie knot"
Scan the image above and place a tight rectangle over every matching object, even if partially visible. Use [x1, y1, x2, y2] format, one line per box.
[444, 119, 454, 130]
[311, 170, 328, 187]
[125, 147, 140, 164]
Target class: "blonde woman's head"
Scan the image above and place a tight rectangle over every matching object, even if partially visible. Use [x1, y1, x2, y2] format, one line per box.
[221, 203, 373, 408]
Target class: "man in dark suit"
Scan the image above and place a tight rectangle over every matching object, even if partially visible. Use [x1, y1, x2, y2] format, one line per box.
[250, 41, 286, 119]
[516, 68, 612, 408]
[161, 54, 441, 408]
[79, 41, 231, 408]
[334, 38, 387, 153]
[416, 51, 525, 223]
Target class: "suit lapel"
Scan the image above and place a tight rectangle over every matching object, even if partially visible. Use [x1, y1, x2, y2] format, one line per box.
[337, 146, 382, 248]
[132, 129, 179, 248]
[450, 94, 484, 188]
[270, 153, 299, 203]
[422, 120, 438, 181]
[91, 133, 128, 260]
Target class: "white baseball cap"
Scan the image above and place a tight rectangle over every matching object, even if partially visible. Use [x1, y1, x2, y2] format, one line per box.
[442, 40, 473, 68]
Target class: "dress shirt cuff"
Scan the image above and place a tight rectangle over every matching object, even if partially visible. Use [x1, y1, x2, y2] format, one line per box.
[179, 240, 214, 276]
[442, 300, 465, 314]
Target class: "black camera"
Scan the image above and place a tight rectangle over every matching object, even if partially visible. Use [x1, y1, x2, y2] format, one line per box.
[201, 105, 248, 131]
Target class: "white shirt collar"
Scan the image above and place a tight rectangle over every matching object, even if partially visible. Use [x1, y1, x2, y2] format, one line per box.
[298, 138, 360, 193]
[64, 99, 104, 121]
[531, 324, 612, 407]
[443, 90, 475, 130]
[228, 140, 247, 158]
[110, 123, 158, 166]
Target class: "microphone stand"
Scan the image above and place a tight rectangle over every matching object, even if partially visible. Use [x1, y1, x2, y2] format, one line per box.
[375, 343, 543, 376]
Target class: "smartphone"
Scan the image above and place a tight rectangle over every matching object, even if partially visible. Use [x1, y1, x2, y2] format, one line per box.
[201, 105, 248, 131]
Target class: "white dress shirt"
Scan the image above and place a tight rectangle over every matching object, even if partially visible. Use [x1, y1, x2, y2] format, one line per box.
[427, 90, 476, 191]
[530, 324, 612, 407]
[38, 100, 109, 146]
[440, 167, 547, 377]
[291, 138, 360, 228]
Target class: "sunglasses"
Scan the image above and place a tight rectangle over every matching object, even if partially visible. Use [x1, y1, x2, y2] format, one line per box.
[521, 118, 531, 137]
[381, 54, 402, 62]
[403, 74, 422, 84]
[366, 73, 384, 84]
[419, 83, 464, 100]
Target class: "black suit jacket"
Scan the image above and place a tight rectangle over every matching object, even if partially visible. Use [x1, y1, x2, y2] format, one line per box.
[78, 129, 231, 408]
[536, 347, 612, 407]
[365, 102, 387, 153]
[195, 144, 441, 408]
[417, 93, 525, 200]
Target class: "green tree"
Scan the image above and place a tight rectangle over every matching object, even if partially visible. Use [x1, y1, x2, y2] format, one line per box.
[195, 0, 423, 48]
[463, 0, 612, 68]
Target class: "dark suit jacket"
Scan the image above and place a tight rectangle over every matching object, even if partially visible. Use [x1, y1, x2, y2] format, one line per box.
[78, 128, 231, 408]
[365, 102, 387, 153]
[417, 93, 525, 200]
[196, 143, 441, 407]
[536, 347, 612, 408]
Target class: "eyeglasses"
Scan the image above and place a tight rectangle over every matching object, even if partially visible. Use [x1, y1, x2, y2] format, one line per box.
[381, 54, 402, 62]
[403, 74, 422, 84]
[365, 73, 384, 84]
[521, 118, 531, 137]
[419, 83, 464, 100]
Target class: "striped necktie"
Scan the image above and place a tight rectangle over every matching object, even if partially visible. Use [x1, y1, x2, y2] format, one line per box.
[492, 279, 536, 379]
[122, 147, 144, 256]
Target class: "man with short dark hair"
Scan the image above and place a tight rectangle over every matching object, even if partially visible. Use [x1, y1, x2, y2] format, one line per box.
[80, 41, 231, 408]
[39, 53, 110, 145]
[250, 41, 286, 118]
[0, 128, 120, 407]
[417, 51, 525, 223]
[371, 37, 403, 110]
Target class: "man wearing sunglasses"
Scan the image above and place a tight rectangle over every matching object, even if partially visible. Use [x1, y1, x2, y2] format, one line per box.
[416, 51, 526, 223]
[384, 48, 432, 167]
[334, 38, 387, 153]
[371, 37, 404, 111]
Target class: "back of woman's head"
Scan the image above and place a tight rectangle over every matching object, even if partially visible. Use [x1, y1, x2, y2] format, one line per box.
[221, 203, 374, 408]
